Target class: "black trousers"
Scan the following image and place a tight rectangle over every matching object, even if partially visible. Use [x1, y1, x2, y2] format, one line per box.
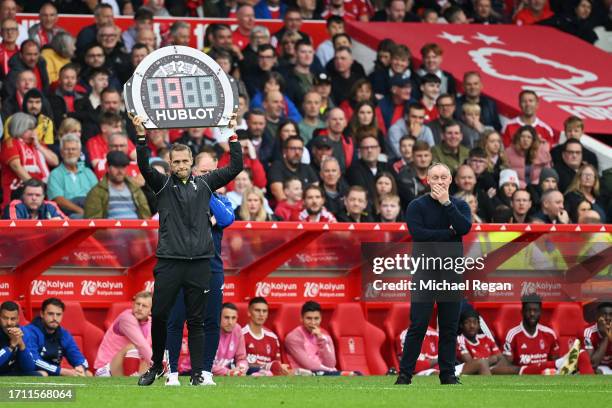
[150, 258, 211, 374]
[399, 298, 461, 379]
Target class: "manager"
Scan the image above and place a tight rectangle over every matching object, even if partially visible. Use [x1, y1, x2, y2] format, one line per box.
[395, 162, 472, 385]
[133, 114, 243, 386]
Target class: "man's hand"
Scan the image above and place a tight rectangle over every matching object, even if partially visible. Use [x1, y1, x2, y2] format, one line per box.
[311, 327, 323, 339]
[128, 113, 146, 137]
[409, 121, 422, 137]
[431, 184, 450, 204]
[60, 368, 78, 377]
[7, 327, 24, 349]
[74, 366, 87, 377]
[557, 209, 570, 224]
[227, 113, 238, 130]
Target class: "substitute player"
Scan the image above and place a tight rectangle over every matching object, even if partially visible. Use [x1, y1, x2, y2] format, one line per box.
[583, 302, 612, 374]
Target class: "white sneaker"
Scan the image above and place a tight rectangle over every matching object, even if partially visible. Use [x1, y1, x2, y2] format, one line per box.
[192, 371, 216, 386]
[165, 372, 181, 386]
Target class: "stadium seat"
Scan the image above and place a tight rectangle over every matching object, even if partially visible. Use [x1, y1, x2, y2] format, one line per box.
[61, 301, 104, 369]
[16, 302, 29, 326]
[492, 303, 522, 343]
[329, 303, 387, 375]
[272, 303, 303, 363]
[382, 303, 410, 370]
[549, 303, 588, 354]
[103, 302, 133, 330]
[235, 302, 249, 327]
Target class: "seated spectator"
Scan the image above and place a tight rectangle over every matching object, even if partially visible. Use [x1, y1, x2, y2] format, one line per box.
[369, 38, 395, 81]
[255, 0, 288, 20]
[460, 102, 493, 149]
[270, 7, 312, 49]
[213, 303, 248, 376]
[1, 70, 45, 121]
[455, 191, 483, 223]
[312, 72, 335, 114]
[277, 30, 301, 75]
[391, 135, 415, 173]
[514, 0, 553, 25]
[569, 199, 594, 225]
[377, 193, 402, 222]
[299, 91, 326, 145]
[540, 0, 598, 44]
[480, 130, 507, 179]
[86, 111, 137, 169]
[121, 7, 154, 52]
[492, 169, 520, 209]
[24, 298, 90, 376]
[431, 120, 470, 174]
[444, 5, 468, 23]
[388, 103, 435, 160]
[422, 8, 439, 23]
[373, 171, 398, 214]
[3, 178, 65, 220]
[243, 44, 279, 98]
[505, 126, 552, 189]
[336, 185, 374, 222]
[426, 94, 468, 145]
[299, 184, 337, 222]
[452, 164, 493, 222]
[48, 64, 86, 126]
[0, 18, 20, 78]
[347, 136, 394, 200]
[418, 74, 441, 122]
[3, 88, 54, 146]
[77, 44, 121, 93]
[74, 68, 109, 116]
[321, 0, 371, 21]
[94, 291, 152, 377]
[584, 302, 612, 375]
[242, 297, 289, 376]
[499, 294, 593, 374]
[396, 141, 432, 206]
[0, 301, 37, 376]
[1, 112, 58, 208]
[456, 309, 503, 375]
[564, 164, 606, 222]
[319, 156, 349, 216]
[502, 90, 557, 148]
[467, 147, 497, 196]
[552, 116, 598, 169]
[75, 3, 114, 58]
[218, 130, 267, 190]
[510, 189, 533, 223]
[251, 73, 302, 124]
[456, 72, 501, 131]
[373, 0, 420, 22]
[527, 167, 560, 208]
[4, 40, 50, 100]
[94, 133, 143, 184]
[297, 0, 321, 19]
[274, 177, 303, 221]
[310, 108, 353, 171]
[472, 0, 502, 24]
[165, 21, 191, 47]
[96, 24, 131, 84]
[175, 127, 216, 159]
[341, 81, 386, 134]
[285, 40, 317, 109]
[370, 44, 415, 102]
[47, 134, 98, 217]
[84, 151, 151, 219]
[316, 16, 344, 67]
[268, 136, 318, 202]
[554, 139, 585, 193]
[328, 46, 365, 105]
[285, 301, 336, 373]
[531, 189, 570, 224]
[227, 170, 274, 214]
[41, 32, 75, 84]
[236, 187, 280, 221]
[347, 102, 386, 155]
[417, 43, 456, 96]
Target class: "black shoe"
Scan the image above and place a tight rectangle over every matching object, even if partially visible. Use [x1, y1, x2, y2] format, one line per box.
[440, 375, 461, 385]
[138, 365, 166, 386]
[394, 373, 412, 385]
[190, 372, 204, 386]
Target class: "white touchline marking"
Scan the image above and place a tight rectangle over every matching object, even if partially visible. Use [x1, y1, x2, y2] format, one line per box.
[0, 382, 87, 386]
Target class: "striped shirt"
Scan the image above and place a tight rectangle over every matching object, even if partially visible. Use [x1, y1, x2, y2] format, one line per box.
[107, 184, 138, 219]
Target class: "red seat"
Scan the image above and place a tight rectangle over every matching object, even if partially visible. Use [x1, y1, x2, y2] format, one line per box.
[61, 302, 104, 370]
[103, 302, 133, 330]
[492, 303, 522, 343]
[235, 302, 249, 327]
[550, 303, 587, 354]
[16, 302, 29, 326]
[272, 303, 303, 364]
[329, 303, 387, 375]
[382, 303, 410, 370]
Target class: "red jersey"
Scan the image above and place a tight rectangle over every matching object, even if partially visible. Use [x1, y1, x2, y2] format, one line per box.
[0, 43, 18, 76]
[94, 159, 141, 180]
[583, 324, 612, 368]
[514, 8, 553, 26]
[86, 135, 136, 165]
[421, 101, 439, 123]
[321, 0, 371, 21]
[457, 333, 500, 359]
[267, 6, 281, 19]
[502, 117, 557, 148]
[503, 323, 560, 366]
[398, 327, 438, 360]
[232, 29, 250, 51]
[242, 325, 281, 370]
[274, 200, 302, 221]
[0, 137, 50, 208]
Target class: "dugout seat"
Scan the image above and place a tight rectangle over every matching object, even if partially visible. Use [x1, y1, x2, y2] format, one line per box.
[16, 302, 29, 326]
[272, 303, 303, 364]
[382, 303, 410, 370]
[329, 303, 387, 375]
[491, 303, 522, 343]
[549, 303, 588, 354]
[61, 301, 104, 369]
[103, 302, 133, 330]
[235, 302, 249, 327]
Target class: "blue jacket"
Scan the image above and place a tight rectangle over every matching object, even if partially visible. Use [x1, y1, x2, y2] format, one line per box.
[250, 92, 303, 123]
[0, 326, 36, 374]
[210, 193, 235, 274]
[23, 317, 88, 375]
[2, 200, 65, 220]
[254, 0, 287, 19]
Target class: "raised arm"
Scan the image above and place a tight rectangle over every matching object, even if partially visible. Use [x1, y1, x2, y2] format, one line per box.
[131, 114, 168, 193]
[202, 119, 243, 192]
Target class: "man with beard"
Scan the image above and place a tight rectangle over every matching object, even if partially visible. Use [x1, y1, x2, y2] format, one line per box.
[298, 184, 337, 222]
[81, 88, 137, 142]
[245, 109, 275, 166]
[3, 88, 54, 145]
[268, 136, 318, 202]
[96, 24, 131, 85]
[4, 40, 49, 99]
[0, 301, 37, 376]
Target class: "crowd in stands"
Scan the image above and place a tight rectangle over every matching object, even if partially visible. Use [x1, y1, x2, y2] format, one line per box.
[2, 297, 611, 376]
[0, 0, 610, 225]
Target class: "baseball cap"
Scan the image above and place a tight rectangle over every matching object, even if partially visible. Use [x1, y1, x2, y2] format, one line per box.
[312, 136, 333, 149]
[107, 151, 130, 167]
[390, 75, 412, 88]
[314, 72, 331, 85]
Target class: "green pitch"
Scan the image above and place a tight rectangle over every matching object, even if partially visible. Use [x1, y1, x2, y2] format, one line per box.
[0, 375, 610, 408]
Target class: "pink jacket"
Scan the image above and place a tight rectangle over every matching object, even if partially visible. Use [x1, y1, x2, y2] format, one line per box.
[505, 143, 552, 188]
[285, 326, 337, 372]
[212, 324, 248, 375]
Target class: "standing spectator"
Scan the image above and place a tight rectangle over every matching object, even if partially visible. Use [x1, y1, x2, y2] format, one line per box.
[299, 91, 326, 144]
[47, 134, 98, 217]
[552, 116, 597, 169]
[346, 136, 394, 202]
[321, 0, 371, 21]
[455, 72, 501, 131]
[298, 184, 337, 222]
[316, 16, 344, 67]
[431, 121, 470, 174]
[319, 156, 349, 216]
[564, 164, 606, 222]
[4, 40, 49, 99]
[554, 139, 588, 193]
[75, 3, 114, 59]
[336, 185, 374, 222]
[505, 126, 552, 189]
[122, 7, 154, 53]
[24, 298, 90, 376]
[502, 90, 557, 147]
[328, 46, 365, 105]
[510, 189, 533, 223]
[28, 3, 65, 47]
[417, 43, 456, 96]
[236, 187, 279, 221]
[268, 136, 318, 202]
[84, 151, 151, 219]
[212, 303, 248, 376]
[531, 189, 570, 224]
[2, 178, 65, 220]
[0, 301, 37, 376]
[395, 140, 432, 206]
[233, 5, 255, 51]
[514, 0, 553, 25]
[274, 177, 303, 221]
[0, 18, 19, 78]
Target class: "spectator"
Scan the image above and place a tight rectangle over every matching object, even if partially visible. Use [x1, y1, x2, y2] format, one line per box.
[426, 94, 468, 145]
[514, 0, 553, 25]
[47, 133, 97, 218]
[3, 88, 54, 146]
[213, 303, 248, 376]
[316, 16, 344, 67]
[252, 73, 302, 124]
[319, 156, 349, 216]
[347, 136, 394, 201]
[444, 5, 469, 23]
[391, 135, 416, 173]
[285, 301, 337, 373]
[313, 72, 335, 114]
[86, 109, 137, 168]
[226, 170, 274, 214]
[505, 125, 552, 189]
[0, 301, 37, 376]
[261, 90, 288, 138]
[240, 26, 270, 76]
[540, 0, 599, 44]
[135, 28, 156, 52]
[298, 184, 337, 222]
[255, 0, 288, 19]
[234, 5, 256, 51]
[96, 24, 131, 85]
[274, 177, 303, 221]
[431, 120, 470, 173]
[165, 21, 190, 47]
[48, 64, 85, 126]
[564, 164, 606, 222]
[378, 75, 413, 131]
[578, 208, 602, 224]
[271, 7, 311, 49]
[218, 130, 267, 190]
[242, 297, 288, 376]
[418, 74, 441, 122]
[41, 32, 75, 84]
[492, 168, 520, 210]
[472, 0, 502, 24]
[453, 164, 494, 221]
[527, 167, 560, 208]
[583, 302, 612, 374]
[297, 0, 320, 20]
[0, 18, 19, 78]
[502, 90, 557, 147]
[388, 103, 435, 160]
[176, 127, 216, 159]
[373, 171, 398, 212]
[531, 189, 570, 224]
[396, 140, 432, 205]
[94, 292, 153, 377]
[75, 3, 114, 58]
[456, 72, 502, 131]
[2, 178, 65, 220]
[339, 80, 384, 134]
[244, 109, 275, 165]
[268, 136, 317, 202]
[321, 0, 371, 21]
[455, 191, 483, 223]
[377, 193, 402, 222]
[348, 100, 386, 152]
[328, 46, 365, 105]
[552, 116, 597, 169]
[0, 0, 26, 44]
[84, 151, 151, 219]
[422, 8, 440, 23]
[417, 43, 456, 96]
[336, 185, 374, 222]
[4, 40, 49, 99]
[286, 40, 316, 108]
[74, 68, 109, 124]
[78, 44, 122, 92]
[510, 189, 533, 223]
[480, 129, 507, 178]
[299, 91, 326, 144]
[24, 297, 90, 376]
[27, 3, 64, 47]
[1, 112, 58, 208]
[272, 120, 311, 165]
[370, 43, 414, 101]
[554, 139, 587, 193]
[467, 147, 497, 197]
[460, 102, 493, 149]
[373, 0, 420, 22]
[371, 38, 395, 75]
[236, 187, 280, 221]
[121, 7, 154, 53]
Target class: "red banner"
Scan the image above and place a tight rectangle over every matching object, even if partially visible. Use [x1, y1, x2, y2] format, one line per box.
[348, 22, 612, 137]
